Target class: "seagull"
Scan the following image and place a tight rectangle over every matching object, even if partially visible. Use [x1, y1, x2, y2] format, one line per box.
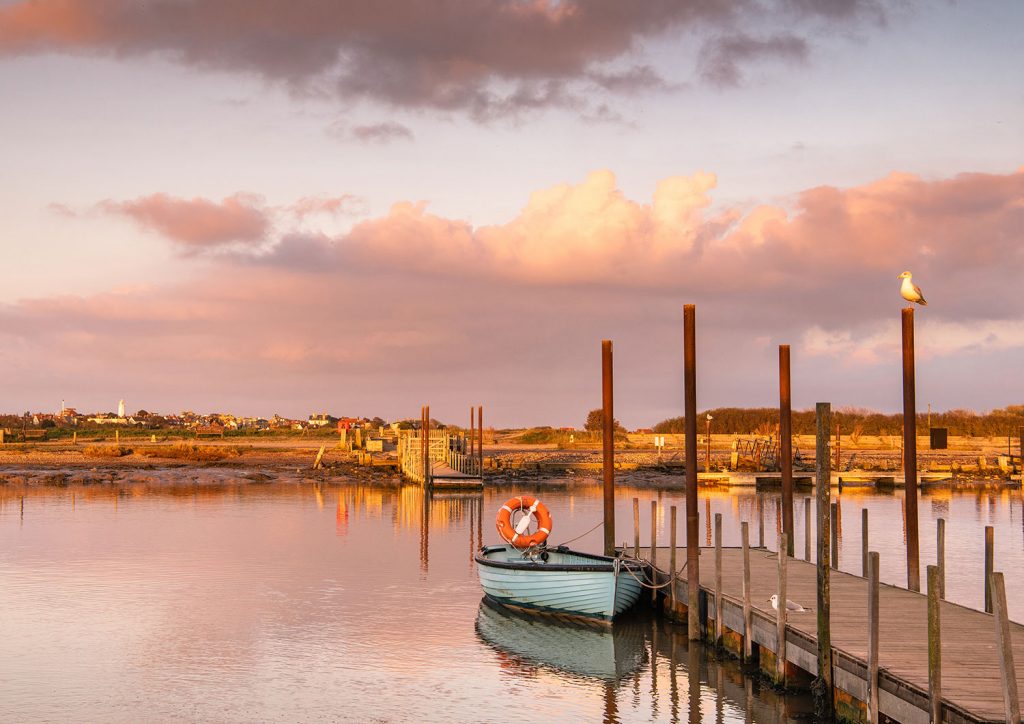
[897, 271, 928, 306]
[768, 594, 812, 613]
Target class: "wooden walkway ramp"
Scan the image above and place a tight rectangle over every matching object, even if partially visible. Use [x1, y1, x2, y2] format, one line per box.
[638, 546, 1022, 723]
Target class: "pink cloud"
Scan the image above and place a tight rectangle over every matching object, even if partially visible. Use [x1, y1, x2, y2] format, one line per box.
[7, 165, 1024, 423]
[99, 193, 270, 251]
[0, 1, 902, 117]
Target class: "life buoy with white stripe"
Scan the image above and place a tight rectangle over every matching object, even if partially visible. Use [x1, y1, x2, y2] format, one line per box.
[496, 495, 553, 549]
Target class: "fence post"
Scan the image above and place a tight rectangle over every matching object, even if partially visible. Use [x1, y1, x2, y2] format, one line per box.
[741, 521, 752, 661]
[867, 551, 880, 723]
[991, 572, 1022, 724]
[927, 565, 942, 723]
[815, 402, 834, 720]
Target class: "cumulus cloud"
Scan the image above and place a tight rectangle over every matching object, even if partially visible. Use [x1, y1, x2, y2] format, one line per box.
[99, 193, 271, 252]
[0, 0, 905, 117]
[11, 165, 1023, 422]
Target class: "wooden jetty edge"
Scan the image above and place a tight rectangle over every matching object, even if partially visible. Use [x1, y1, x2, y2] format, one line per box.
[631, 543, 1024, 723]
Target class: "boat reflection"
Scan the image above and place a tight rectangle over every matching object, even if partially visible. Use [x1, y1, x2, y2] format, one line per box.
[475, 598, 648, 682]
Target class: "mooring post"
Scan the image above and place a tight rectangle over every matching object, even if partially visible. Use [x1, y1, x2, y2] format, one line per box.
[862, 509, 869, 577]
[805, 498, 811, 561]
[602, 340, 616, 556]
[684, 304, 700, 640]
[780, 344, 794, 557]
[777, 531, 788, 684]
[937, 518, 946, 599]
[758, 496, 765, 548]
[477, 405, 483, 477]
[425, 405, 432, 488]
[815, 402, 834, 720]
[469, 406, 475, 459]
[985, 525, 994, 613]
[741, 521, 752, 661]
[633, 497, 640, 558]
[670, 505, 678, 612]
[651, 500, 659, 606]
[715, 513, 723, 647]
[927, 564, 942, 723]
[831, 501, 839, 570]
[903, 307, 921, 592]
[867, 551, 880, 724]
[991, 572, 1022, 724]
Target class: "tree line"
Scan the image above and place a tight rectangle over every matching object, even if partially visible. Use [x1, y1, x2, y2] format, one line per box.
[652, 406, 1024, 438]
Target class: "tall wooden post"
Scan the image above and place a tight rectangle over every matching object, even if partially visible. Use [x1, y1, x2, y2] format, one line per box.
[633, 497, 640, 558]
[985, 525, 994, 613]
[861, 509, 869, 577]
[780, 344, 794, 557]
[602, 340, 616, 556]
[867, 551, 880, 723]
[937, 518, 946, 599]
[991, 572, 1022, 724]
[714, 513, 723, 646]
[670, 505, 678, 612]
[469, 406, 475, 458]
[927, 565, 942, 723]
[815, 402, 833, 720]
[477, 406, 483, 477]
[805, 498, 811, 561]
[425, 405, 432, 488]
[831, 501, 839, 570]
[903, 307, 921, 592]
[651, 500, 658, 606]
[684, 304, 700, 639]
[777, 532, 788, 683]
[741, 522, 753, 660]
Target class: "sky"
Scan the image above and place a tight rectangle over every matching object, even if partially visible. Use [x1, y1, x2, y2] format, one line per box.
[1, 0, 1022, 428]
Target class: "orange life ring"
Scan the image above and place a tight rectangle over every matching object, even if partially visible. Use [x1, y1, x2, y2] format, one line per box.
[495, 495, 553, 549]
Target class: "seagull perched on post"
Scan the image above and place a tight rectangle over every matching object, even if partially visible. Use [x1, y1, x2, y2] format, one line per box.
[897, 271, 928, 306]
[768, 594, 813, 613]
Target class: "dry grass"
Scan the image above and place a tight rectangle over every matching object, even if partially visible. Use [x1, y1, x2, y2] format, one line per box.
[138, 442, 244, 462]
[83, 444, 132, 458]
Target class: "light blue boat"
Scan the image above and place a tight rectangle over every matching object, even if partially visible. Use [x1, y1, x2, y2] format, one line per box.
[475, 544, 646, 622]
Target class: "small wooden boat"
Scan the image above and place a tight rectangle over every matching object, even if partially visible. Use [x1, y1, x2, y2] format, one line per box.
[476, 494, 647, 622]
[475, 543, 646, 622]
[474, 598, 648, 680]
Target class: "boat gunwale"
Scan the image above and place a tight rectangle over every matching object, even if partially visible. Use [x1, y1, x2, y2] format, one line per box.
[475, 544, 647, 575]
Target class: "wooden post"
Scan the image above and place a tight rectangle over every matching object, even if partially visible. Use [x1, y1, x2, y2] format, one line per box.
[425, 405, 432, 488]
[835, 421, 841, 471]
[758, 496, 765, 548]
[861, 509, 869, 577]
[985, 525, 994, 613]
[991, 572, 1022, 724]
[805, 498, 811, 561]
[780, 344, 794, 557]
[684, 304, 700, 640]
[937, 518, 946, 599]
[602, 340, 616, 556]
[714, 513, 723, 646]
[927, 564, 942, 723]
[815, 402, 834, 720]
[831, 501, 839, 570]
[651, 500, 658, 606]
[469, 406, 475, 459]
[741, 521, 752, 660]
[633, 497, 640, 558]
[867, 551, 880, 724]
[72, 431, 77, 445]
[477, 406, 483, 476]
[671, 505, 678, 612]
[903, 307, 921, 592]
[777, 531, 788, 683]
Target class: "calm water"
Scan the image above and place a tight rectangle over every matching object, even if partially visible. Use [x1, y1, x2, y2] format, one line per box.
[1, 477, 1020, 722]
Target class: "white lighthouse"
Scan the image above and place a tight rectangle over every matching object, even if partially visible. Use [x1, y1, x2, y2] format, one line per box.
[118, 399, 126, 418]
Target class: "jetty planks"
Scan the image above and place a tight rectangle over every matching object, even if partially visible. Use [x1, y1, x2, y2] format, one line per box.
[637, 545, 1024, 723]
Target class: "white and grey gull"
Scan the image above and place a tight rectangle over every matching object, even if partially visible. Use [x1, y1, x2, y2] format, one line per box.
[768, 594, 813, 613]
[897, 271, 928, 306]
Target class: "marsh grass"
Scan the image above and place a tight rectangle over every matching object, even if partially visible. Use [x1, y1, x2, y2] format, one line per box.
[138, 443, 244, 462]
[83, 444, 132, 458]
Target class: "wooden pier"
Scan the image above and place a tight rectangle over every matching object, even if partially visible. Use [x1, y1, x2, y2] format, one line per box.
[397, 405, 483, 490]
[636, 544, 1024, 723]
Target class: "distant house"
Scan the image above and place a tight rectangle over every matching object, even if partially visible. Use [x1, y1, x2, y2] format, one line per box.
[308, 412, 336, 428]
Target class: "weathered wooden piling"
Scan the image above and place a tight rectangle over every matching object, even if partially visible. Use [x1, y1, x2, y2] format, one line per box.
[684, 304, 699, 639]
[758, 496, 765, 548]
[780, 344, 794, 557]
[651, 500, 658, 605]
[777, 531, 788, 684]
[477, 405, 483, 476]
[991, 572, 1022, 724]
[937, 518, 946, 599]
[831, 501, 839, 569]
[985, 525, 994, 613]
[861, 509, 869, 577]
[927, 564, 942, 722]
[815, 402, 834, 720]
[805, 498, 811, 561]
[714, 513, 723, 647]
[469, 406, 475, 458]
[903, 307, 921, 592]
[741, 521, 753, 660]
[867, 551, 880, 724]
[633, 497, 640, 558]
[670, 505, 678, 611]
[602, 340, 615, 556]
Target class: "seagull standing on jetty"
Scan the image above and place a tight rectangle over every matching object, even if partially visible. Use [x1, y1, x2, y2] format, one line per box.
[898, 271, 928, 306]
[768, 594, 813, 613]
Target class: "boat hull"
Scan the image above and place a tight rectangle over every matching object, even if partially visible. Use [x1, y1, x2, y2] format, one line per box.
[475, 545, 645, 621]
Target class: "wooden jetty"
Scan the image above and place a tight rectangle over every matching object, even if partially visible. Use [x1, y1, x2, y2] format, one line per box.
[635, 543, 1024, 723]
[397, 404, 483, 490]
